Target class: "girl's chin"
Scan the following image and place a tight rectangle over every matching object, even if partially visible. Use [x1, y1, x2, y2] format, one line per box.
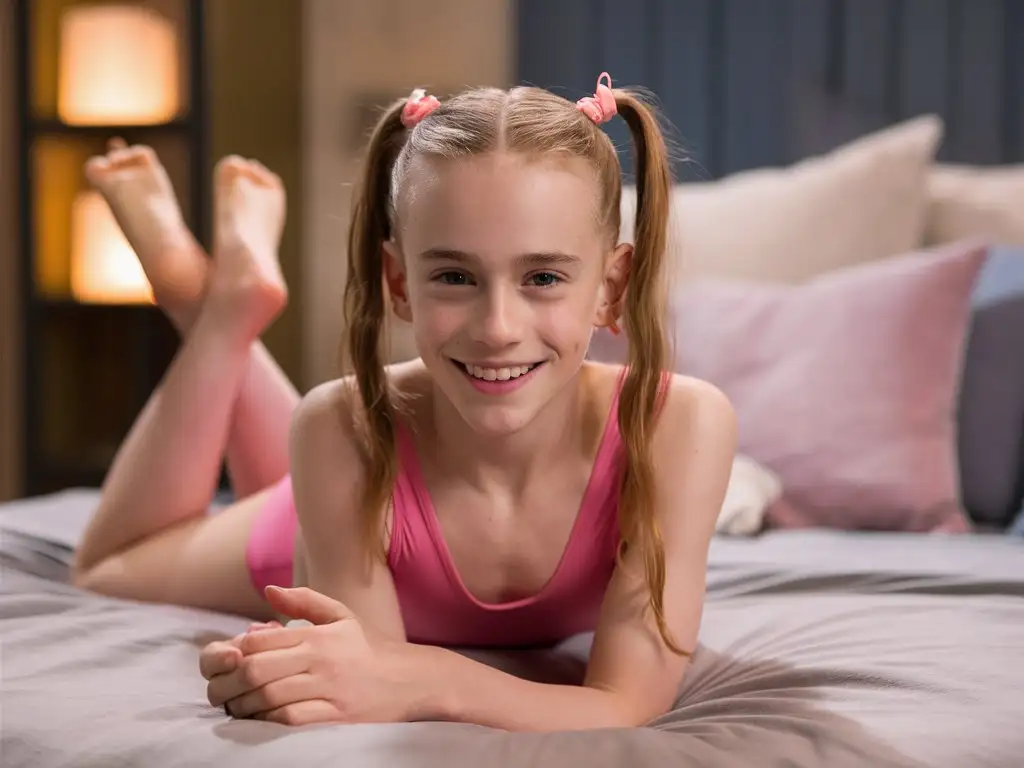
[459, 407, 539, 437]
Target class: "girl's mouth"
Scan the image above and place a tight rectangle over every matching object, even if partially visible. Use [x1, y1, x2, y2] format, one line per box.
[450, 359, 546, 394]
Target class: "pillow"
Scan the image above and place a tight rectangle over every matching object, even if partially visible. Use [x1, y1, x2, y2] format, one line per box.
[927, 165, 1024, 246]
[619, 116, 943, 284]
[957, 245, 1024, 526]
[716, 455, 782, 536]
[1008, 502, 1024, 537]
[672, 240, 988, 533]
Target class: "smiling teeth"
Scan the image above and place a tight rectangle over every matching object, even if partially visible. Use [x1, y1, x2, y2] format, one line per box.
[464, 364, 536, 381]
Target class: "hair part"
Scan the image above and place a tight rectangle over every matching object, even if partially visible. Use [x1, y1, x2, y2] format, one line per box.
[340, 83, 685, 655]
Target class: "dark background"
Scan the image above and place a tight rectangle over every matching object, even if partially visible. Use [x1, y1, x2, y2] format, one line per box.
[518, 0, 1022, 179]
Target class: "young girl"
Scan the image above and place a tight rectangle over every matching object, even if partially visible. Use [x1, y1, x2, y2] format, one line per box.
[72, 74, 737, 732]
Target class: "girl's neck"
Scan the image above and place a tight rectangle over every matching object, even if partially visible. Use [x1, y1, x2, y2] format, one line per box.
[428, 367, 596, 494]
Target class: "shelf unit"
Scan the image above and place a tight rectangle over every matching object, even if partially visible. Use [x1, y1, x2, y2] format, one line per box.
[14, 0, 209, 496]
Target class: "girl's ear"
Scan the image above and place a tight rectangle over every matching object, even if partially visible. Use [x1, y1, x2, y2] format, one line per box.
[383, 240, 413, 322]
[595, 242, 632, 330]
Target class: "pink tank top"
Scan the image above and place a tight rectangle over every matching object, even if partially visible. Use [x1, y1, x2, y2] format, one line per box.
[387, 384, 626, 648]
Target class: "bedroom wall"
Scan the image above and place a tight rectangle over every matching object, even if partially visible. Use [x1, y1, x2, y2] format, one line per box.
[207, 0, 305, 390]
[0, 0, 23, 502]
[301, 0, 514, 387]
[518, 0, 1024, 178]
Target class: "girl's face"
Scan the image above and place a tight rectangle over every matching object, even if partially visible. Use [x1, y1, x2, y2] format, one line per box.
[385, 151, 630, 436]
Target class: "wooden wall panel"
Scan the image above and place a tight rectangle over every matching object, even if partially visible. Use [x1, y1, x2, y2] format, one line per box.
[207, 0, 304, 390]
[1, 0, 24, 501]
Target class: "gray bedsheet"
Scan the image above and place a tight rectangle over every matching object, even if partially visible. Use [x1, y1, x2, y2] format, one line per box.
[2, 489, 1023, 767]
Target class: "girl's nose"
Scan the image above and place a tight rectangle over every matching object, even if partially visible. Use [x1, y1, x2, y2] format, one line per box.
[470, 288, 522, 348]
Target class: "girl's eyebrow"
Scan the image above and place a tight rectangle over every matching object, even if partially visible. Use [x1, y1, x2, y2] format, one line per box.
[419, 248, 582, 268]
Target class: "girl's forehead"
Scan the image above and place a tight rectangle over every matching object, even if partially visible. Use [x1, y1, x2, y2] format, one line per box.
[396, 153, 606, 256]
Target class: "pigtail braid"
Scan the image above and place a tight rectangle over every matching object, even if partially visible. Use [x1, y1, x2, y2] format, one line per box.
[612, 91, 686, 656]
[341, 99, 409, 567]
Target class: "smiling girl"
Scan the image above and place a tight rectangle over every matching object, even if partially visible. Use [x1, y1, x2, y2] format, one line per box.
[72, 74, 736, 731]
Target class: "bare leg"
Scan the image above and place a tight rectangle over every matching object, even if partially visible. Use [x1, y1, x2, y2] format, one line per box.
[84, 141, 297, 497]
[72, 158, 287, 620]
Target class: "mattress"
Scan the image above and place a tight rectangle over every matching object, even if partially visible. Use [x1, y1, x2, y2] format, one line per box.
[2, 489, 1023, 768]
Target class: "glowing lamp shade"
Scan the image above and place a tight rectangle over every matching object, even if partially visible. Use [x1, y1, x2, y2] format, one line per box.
[70, 191, 153, 304]
[58, 5, 180, 126]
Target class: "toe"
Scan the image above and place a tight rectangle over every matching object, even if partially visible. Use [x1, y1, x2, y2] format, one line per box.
[215, 155, 248, 186]
[106, 145, 153, 170]
[134, 146, 159, 168]
[236, 159, 271, 188]
[84, 156, 110, 181]
[107, 146, 135, 166]
[248, 159, 272, 180]
[246, 160, 285, 195]
[244, 160, 265, 183]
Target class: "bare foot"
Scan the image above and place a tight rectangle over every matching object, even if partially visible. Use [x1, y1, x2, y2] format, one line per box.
[206, 156, 288, 336]
[84, 139, 208, 322]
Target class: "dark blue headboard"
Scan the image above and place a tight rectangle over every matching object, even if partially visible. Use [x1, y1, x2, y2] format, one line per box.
[516, 0, 1024, 179]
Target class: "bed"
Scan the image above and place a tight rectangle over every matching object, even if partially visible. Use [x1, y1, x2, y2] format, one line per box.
[2, 489, 1022, 768]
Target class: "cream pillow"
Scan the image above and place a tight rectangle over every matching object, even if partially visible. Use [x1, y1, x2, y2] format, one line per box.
[620, 115, 944, 283]
[927, 164, 1024, 246]
[717, 455, 782, 536]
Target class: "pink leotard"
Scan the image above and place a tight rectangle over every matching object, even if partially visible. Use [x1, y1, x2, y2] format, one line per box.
[245, 379, 626, 648]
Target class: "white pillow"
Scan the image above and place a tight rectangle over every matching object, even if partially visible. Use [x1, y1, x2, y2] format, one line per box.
[717, 455, 782, 536]
[620, 115, 944, 284]
[927, 164, 1024, 246]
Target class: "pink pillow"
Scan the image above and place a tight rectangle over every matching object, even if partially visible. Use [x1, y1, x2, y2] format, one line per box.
[673, 241, 988, 533]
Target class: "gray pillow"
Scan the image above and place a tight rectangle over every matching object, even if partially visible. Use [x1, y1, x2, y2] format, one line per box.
[1008, 502, 1024, 537]
[957, 245, 1024, 527]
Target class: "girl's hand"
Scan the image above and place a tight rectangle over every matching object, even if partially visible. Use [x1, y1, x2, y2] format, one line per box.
[205, 586, 410, 726]
[198, 621, 282, 682]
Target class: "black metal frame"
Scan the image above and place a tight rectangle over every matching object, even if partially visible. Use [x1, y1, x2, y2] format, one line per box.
[14, 0, 209, 496]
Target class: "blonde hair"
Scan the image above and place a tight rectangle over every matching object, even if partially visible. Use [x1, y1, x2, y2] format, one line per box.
[341, 82, 681, 654]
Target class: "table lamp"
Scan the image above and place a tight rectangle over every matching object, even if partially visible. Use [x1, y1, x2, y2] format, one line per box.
[69, 190, 153, 304]
[57, 4, 180, 126]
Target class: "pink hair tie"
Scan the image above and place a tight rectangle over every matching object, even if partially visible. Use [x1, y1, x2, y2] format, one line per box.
[401, 88, 441, 128]
[576, 72, 617, 124]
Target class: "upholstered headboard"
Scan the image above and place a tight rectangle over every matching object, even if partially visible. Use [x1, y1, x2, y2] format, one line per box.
[517, 0, 1024, 177]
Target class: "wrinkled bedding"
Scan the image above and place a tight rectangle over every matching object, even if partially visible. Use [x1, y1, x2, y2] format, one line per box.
[2, 489, 1023, 767]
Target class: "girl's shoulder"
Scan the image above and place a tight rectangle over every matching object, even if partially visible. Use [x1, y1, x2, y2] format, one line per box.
[581, 361, 723, 411]
[579, 361, 626, 413]
[289, 360, 433, 501]
[295, 358, 434, 438]
[301, 360, 728, 439]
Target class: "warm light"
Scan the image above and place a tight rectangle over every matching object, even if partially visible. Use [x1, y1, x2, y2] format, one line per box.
[58, 5, 179, 126]
[70, 191, 153, 304]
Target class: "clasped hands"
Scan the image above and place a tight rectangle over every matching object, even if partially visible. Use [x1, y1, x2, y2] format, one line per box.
[199, 585, 410, 726]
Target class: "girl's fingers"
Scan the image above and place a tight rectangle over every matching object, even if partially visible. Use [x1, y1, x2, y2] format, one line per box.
[248, 620, 284, 633]
[207, 646, 310, 708]
[253, 698, 339, 726]
[199, 641, 242, 680]
[225, 674, 319, 719]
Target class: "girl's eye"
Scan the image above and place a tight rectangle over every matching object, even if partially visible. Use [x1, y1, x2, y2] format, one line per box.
[436, 271, 472, 286]
[528, 272, 562, 288]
